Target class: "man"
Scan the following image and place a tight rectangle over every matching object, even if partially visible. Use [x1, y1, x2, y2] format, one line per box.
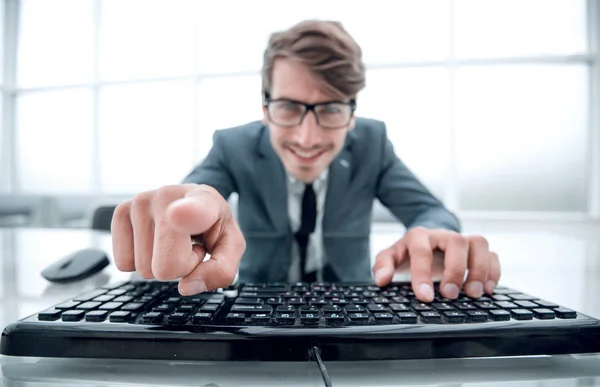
[111, 20, 500, 303]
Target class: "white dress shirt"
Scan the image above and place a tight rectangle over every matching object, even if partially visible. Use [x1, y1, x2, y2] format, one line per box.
[286, 169, 329, 282]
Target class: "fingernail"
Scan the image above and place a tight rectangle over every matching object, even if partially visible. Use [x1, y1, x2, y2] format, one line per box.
[182, 279, 207, 295]
[418, 283, 434, 301]
[485, 280, 497, 294]
[467, 281, 484, 297]
[443, 283, 460, 299]
[375, 267, 393, 284]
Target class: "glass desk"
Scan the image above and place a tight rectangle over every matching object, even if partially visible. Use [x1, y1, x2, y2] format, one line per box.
[1, 226, 599, 386]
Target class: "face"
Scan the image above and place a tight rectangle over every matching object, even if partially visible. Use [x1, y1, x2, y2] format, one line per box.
[263, 58, 355, 183]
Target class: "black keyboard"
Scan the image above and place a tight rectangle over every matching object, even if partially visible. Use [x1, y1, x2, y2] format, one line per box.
[2, 280, 600, 361]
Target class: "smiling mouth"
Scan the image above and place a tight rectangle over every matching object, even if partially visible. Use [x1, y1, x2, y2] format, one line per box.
[288, 147, 327, 163]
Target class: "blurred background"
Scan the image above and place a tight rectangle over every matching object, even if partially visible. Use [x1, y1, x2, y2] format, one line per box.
[0, 0, 598, 234]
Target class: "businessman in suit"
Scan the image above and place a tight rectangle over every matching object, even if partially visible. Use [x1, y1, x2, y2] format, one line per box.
[111, 20, 500, 303]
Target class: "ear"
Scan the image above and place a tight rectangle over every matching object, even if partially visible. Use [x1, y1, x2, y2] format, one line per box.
[347, 115, 356, 131]
[262, 105, 269, 125]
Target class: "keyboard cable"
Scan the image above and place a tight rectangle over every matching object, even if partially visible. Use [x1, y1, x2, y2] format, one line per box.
[309, 346, 333, 387]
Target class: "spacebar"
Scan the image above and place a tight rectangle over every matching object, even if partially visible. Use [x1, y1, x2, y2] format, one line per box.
[230, 305, 273, 313]
[239, 292, 281, 298]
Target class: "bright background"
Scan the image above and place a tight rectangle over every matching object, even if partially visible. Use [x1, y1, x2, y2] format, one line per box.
[1, 0, 599, 226]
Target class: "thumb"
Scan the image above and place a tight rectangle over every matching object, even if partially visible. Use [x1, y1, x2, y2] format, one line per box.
[373, 242, 407, 287]
[165, 185, 222, 237]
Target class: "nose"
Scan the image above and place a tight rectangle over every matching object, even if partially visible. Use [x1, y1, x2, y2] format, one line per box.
[294, 111, 320, 148]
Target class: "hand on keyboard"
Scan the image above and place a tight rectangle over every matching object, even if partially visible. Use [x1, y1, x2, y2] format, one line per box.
[111, 184, 246, 295]
[372, 227, 501, 303]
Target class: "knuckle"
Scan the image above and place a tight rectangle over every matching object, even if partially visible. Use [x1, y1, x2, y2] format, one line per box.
[112, 201, 131, 222]
[449, 233, 468, 248]
[445, 265, 466, 279]
[155, 185, 183, 205]
[131, 191, 152, 214]
[468, 235, 489, 250]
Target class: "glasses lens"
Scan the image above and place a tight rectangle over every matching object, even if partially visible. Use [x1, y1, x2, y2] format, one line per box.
[268, 101, 304, 126]
[315, 103, 352, 128]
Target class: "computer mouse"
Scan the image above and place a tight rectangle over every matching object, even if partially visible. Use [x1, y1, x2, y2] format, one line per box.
[41, 248, 110, 284]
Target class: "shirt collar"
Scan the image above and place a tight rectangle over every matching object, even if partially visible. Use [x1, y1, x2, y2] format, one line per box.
[287, 168, 329, 186]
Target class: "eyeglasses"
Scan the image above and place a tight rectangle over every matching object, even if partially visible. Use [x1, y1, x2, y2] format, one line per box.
[263, 96, 356, 129]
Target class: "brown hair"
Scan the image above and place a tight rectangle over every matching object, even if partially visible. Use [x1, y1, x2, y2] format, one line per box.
[261, 20, 366, 101]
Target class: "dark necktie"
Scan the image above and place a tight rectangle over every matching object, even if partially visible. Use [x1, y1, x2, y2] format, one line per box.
[295, 183, 317, 282]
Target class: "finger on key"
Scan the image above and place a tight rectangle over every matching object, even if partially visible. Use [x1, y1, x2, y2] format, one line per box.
[406, 229, 435, 302]
[111, 200, 135, 272]
[130, 192, 155, 279]
[464, 236, 490, 298]
[485, 252, 501, 294]
[439, 233, 469, 300]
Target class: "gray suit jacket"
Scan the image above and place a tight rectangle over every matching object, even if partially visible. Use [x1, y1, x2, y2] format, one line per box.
[183, 117, 460, 283]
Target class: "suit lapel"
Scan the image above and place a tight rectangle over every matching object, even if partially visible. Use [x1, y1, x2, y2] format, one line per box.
[255, 125, 290, 234]
[323, 131, 355, 232]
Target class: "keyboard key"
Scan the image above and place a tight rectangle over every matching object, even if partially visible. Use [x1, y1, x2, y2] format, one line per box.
[554, 307, 577, 319]
[322, 305, 342, 313]
[495, 301, 519, 309]
[301, 313, 320, 325]
[325, 313, 345, 323]
[412, 303, 433, 311]
[38, 309, 62, 321]
[99, 302, 124, 311]
[474, 301, 496, 310]
[466, 310, 488, 323]
[55, 301, 80, 310]
[367, 304, 388, 312]
[200, 304, 219, 312]
[489, 309, 511, 321]
[533, 308, 556, 320]
[420, 311, 442, 324]
[113, 296, 134, 303]
[231, 305, 273, 314]
[453, 302, 476, 311]
[432, 303, 455, 311]
[76, 302, 102, 310]
[93, 295, 116, 302]
[226, 313, 246, 323]
[514, 301, 538, 308]
[534, 300, 559, 308]
[443, 310, 466, 323]
[509, 294, 536, 301]
[74, 290, 107, 302]
[121, 302, 145, 312]
[141, 312, 163, 324]
[86, 310, 108, 322]
[397, 312, 418, 324]
[251, 313, 271, 323]
[235, 298, 262, 305]
[348, 312, 369, 322]
[166, 312, 188, 324]
[511, 309, 533, 320]
[389, 303, 410, 312]
[492, 294, 511, 301]
[192, 312, 213, 323]
[275, 313, 295, 325]
[109, 311, 133, 323]
[299, 305, 319, 313]
[62, 310, 85, 322]
[373, 313, 394, 322]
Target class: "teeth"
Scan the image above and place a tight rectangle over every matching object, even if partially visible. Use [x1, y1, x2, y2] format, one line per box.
[293, 149, 321, 158]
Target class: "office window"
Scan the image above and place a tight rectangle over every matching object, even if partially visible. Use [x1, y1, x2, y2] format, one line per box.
[454, 0, 588, 59]
[356, 67, 451, 199]
[99, 0, 195, 82]
[0, 0, 4, 85]
[316, 0, 451, 64]
[17, 0, 94, 88]
[16, 89, 94, 193]
[98, 81, 195, 193]
[455, 64, 589, 212]
[195, 75, 263, 162]
[194, 0, 315, 74]
[6, 0, 597, 218]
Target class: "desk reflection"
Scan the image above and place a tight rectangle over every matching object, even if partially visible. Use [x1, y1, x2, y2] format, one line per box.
[1, 226, 600, 386]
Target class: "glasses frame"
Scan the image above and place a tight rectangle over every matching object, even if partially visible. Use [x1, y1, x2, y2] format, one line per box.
[263, 94, 357, 129]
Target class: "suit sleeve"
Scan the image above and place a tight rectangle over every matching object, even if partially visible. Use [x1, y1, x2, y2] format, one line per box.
[375, 124, 461, 233]
[181, 131, 236, 200]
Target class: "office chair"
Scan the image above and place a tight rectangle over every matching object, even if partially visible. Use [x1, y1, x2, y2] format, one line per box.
[90, 205, 116, 232]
